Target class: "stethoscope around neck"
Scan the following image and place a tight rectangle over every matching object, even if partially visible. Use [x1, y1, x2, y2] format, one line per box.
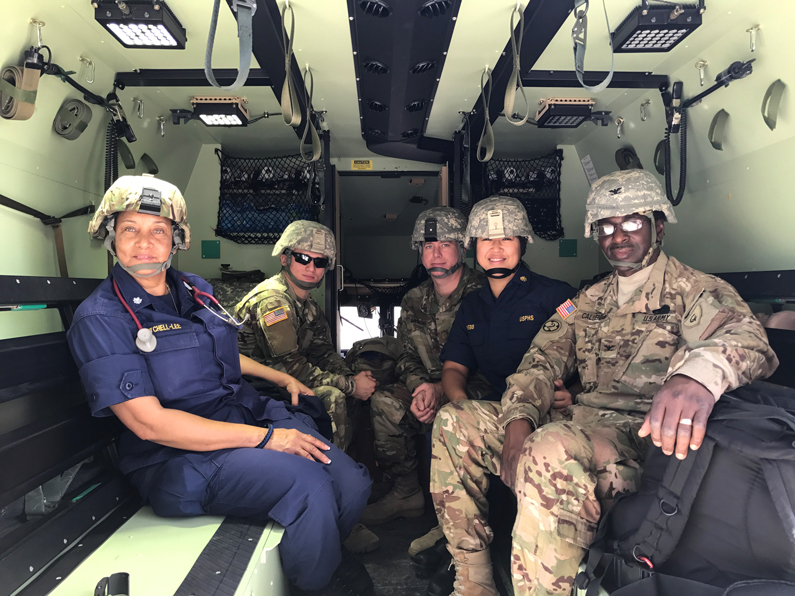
[112, 275, 249, 353]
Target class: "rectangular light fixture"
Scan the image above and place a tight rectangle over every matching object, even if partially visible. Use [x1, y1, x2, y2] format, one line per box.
[535, 98, 596, 128]
[612, 3, 703, 53]
[93, 1, 187, 49]
[190, 96, 250, 127]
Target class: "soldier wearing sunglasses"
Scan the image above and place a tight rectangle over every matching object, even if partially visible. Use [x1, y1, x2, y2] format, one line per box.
[234, 221, 379, 455]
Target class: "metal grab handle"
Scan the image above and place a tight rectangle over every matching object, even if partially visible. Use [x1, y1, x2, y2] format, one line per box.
[30, 19, 45, 48]
[133, 98, 144, 119]
[695, 60, 707, 87]
[640, 99, 650, 121]
[157, 116, 166, 137]
[746, 25, 760, 52]
[79, 56, 95, 84]
[615, 117, 624, 139]
[337, 264, 344, 292]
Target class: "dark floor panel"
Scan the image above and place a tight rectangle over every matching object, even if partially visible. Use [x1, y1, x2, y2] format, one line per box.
[360, 509, 512, 596]
[360, 510, 437, 595]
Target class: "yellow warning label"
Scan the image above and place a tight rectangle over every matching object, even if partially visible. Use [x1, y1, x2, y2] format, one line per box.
[351, 159, 373, 171]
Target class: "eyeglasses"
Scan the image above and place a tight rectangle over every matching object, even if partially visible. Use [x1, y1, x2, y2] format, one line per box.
[596, 218, 645, 237]
[291, 251, 329, 269]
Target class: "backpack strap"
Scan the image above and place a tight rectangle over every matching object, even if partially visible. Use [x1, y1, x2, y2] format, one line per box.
[628, 439, 716, 565]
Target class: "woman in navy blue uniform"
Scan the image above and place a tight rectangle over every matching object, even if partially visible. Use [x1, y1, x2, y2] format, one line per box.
[426, 196, 578, 594]
[440, 196, 577, 404]
[67, 175, 373, 596]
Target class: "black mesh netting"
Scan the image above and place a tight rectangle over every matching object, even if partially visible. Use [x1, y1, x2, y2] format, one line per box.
[466, 148, 565, 241]
[215, 149, 322, 244]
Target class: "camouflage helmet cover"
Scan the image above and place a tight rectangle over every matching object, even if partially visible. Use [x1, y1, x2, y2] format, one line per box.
[88, 174, 191, 250]
[584, 169, 677, 237]
[272, 220, 336, 269]
[464, 195, 534, 249]
[410, 207, 468, 250]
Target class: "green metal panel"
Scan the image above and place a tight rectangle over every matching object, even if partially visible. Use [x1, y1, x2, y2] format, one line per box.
[47, 507, 287, 596]
[559, 239, 578, 258]
[202, 240, 221, 259]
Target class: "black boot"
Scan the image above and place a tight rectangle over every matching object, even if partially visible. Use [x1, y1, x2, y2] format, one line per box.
[411, 535, 451, 579]
[426, 562, 455, 596]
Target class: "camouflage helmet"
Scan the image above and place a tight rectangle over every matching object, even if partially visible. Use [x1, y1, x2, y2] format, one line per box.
[464, 196, 534, 249]
[272, 220, 336, 269]
[89, 174, 191, 250]
[584, 169, 677, 238]
[410, 207, 468, 250]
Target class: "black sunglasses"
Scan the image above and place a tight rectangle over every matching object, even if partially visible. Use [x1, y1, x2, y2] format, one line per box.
[291, 251, 329, 269]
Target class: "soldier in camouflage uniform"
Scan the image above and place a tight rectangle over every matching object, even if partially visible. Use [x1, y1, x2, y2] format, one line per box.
[430, 170, 779, 596]
[234, 221, 378, 452]
[361, 208, 489, 546]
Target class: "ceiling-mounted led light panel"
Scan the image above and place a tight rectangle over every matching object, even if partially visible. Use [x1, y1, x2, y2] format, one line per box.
[612, 4, 702, 53]
[94, 1, 187, 49]
[535, 98, 596, 128]
[190, 96, 249, 127]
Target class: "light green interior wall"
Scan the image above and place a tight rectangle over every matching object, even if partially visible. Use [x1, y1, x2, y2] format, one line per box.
[574, 1, 795, 274]
[0, 9, 201, 339]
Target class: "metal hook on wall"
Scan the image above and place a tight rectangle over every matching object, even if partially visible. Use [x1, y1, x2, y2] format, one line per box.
[133, 98, 144, 119]
[30, 19, 45, 48]
[156, 116, 166, 137]
[615, 117, 624, 139]
[79, 57, 95, 84]
[695, 60, 708, 87]
[746, 25, 760, 52]
[640, 99, 651, 122]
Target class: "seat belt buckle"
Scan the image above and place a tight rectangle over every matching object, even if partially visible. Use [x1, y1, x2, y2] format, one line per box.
[231, 0, 257, 16]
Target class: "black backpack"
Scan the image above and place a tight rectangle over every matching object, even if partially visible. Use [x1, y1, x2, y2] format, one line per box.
[576, 381, 795, 596]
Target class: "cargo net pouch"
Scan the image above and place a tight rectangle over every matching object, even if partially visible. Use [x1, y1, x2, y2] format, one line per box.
[479, 148, 564, 241]
[215, 149, 322, 244]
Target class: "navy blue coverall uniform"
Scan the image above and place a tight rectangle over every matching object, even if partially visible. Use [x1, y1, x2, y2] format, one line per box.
[441, 263, 576, 397]
[67, 264, 371, 591]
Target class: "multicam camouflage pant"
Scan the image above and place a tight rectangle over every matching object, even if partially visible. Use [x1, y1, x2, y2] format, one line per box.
[315, 385, 352, 451]
[431, 400, 649, 596]
[370, 383, 431, 480]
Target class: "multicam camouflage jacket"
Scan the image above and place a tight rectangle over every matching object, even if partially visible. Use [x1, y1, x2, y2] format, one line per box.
[501, 253, 779, 428]
[234, 271, 356, 395]
[396, 264, 486, 393]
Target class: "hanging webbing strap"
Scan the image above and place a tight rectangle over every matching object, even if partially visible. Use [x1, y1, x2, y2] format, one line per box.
[477, 68, 495, 163]
[572, 0, 614, 93]
[0, 193, 94, 278]
[300, 67, 321, 162]
[762, 79, 786, 131]
[504, 5, 530, 126]
[205, 0, 256, 92]
[281, 2, 302, 127]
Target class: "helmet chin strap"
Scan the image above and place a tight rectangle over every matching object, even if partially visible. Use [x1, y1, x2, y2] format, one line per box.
[104, 218, 176, 278]
[425, 244, 465, 279]
[484, 262, 521, 279]
[603, 213, 660, 272]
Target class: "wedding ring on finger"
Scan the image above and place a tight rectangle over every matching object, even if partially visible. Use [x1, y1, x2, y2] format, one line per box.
[678, 418, 693, 426]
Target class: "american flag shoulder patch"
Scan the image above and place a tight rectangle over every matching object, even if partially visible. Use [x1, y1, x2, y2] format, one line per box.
[556, 299, 577, 320]
[262, 307, 288, 326]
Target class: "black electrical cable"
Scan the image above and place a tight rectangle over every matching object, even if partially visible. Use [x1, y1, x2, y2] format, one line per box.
[663, 109, 687, 206]
[104, 120, 119, 192]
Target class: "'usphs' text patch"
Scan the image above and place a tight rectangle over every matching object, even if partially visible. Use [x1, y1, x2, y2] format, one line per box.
[262, 307, 288, 326]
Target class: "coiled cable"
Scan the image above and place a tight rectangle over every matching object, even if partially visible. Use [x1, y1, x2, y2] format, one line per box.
[663, 110, 687, 206]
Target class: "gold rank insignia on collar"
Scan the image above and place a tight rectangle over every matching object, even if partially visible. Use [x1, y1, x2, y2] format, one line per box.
[520, 276, 527, 282]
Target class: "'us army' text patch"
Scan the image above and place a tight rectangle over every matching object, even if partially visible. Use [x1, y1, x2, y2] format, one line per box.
[262, 307, 288, 326]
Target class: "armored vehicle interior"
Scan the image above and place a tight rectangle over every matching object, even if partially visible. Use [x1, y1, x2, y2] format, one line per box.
[1, 1, 793, 595]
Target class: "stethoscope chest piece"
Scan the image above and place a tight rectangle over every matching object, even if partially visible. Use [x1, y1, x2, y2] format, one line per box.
[136, 328, 157, 353]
